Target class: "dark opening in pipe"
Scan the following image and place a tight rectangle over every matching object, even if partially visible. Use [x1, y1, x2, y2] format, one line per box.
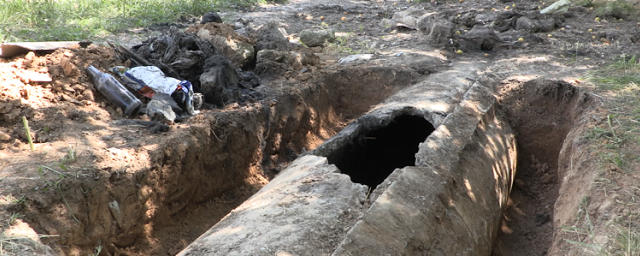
[327, 115, 435, 188]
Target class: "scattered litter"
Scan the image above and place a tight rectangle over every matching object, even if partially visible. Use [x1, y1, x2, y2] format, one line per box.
[338, 54, 374, 64]
[396, 52, 404, 57]
[540, 0, 571, 14]
[112, 66, 199, 116]
[85, 65, 142, 118]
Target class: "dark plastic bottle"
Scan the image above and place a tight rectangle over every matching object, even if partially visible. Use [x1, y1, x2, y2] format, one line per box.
[85, 65, 142, 117]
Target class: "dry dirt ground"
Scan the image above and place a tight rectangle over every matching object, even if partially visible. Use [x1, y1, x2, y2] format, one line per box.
[1, 0, 639, 255]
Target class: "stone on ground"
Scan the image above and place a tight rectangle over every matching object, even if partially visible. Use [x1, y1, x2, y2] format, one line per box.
[299, 29, 336, 47]
[199, 55, 240, 106]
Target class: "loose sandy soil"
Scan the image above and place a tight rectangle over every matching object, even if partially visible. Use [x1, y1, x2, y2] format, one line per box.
[1, 0, 639, 255]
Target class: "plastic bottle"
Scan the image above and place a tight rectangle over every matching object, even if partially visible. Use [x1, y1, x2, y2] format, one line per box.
[85, 65, 142, 117]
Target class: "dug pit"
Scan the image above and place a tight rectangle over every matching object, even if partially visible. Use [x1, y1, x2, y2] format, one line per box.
[175, 76, 594, 256]
[493, 79, 594, 256]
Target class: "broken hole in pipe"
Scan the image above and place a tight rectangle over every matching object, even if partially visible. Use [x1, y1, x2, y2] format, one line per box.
[327, 115, 435, 189]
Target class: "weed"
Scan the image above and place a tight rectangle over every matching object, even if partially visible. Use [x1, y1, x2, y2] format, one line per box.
[312, 22, 330, 30]
[571, 42, 584, 63]
[37, 159, 82, 223]
[0, 195, 26, 206]
[356, 41, 376, 54]
[11, 196, 26, 206]
[611, 220, 640, 256]
[595, 0, 637, 19]
[8, 213, 24, 226]
[577, 0, 596, 7]
[323, 33, 357, 54]
[560, 197, 605, 254]
[62, 143, 77, 166]
[91, 245, 103, 256]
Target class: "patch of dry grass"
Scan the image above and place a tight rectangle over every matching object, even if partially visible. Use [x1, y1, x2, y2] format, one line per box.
[574, 54, 640, 255]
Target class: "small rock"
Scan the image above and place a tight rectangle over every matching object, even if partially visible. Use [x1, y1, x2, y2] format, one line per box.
[193, 93, 204, 110]
[379, 18, 396, 29]
[535, 213, 550, 226]
[459, 26, 502, 52]
[427, 19, 455, 44]
[416, 13, 438, 33]
[537, 18, 556, 32]
[193, 23, 256, 69]
[200, 55, 240, 105]
[392, 6, 427, 28]
[498, 11, 516, 19]
[514, 179, 527, 191]
[201, 11, 223, 24]
[60, 94, 82, 105]
[147, 94, 181, 124]
[47, 65, 63, 77]
[4, 108, 21, 123]
[238, 70, 260, 89]
[454, 12, 477, 27]
[475, 13, 497, 24]
[60, 55, 77, 77]
[0, 130, 11, 141]
[255, 50, 319, 77]
[13, 126, 35, 143]
[299, 29, 336, 47]
[516, 16, 538, 32]
[17, 70, 52, 83]
[62, 84, 76, 93]
[23, 52, 36, 68]
[489, 17, 511, 32]
[541, 173, 554, 184]
[253, 22, 288, 52]
[81, 90, 95, 101]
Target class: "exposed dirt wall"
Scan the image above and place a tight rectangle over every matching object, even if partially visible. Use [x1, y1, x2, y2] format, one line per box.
[493, 79, 595, 255]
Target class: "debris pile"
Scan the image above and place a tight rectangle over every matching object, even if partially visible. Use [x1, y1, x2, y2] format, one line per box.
[126, 25, 266, 108]
[130, 26, 219, 91]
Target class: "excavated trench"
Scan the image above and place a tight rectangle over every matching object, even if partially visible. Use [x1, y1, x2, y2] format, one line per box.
[173, 77, 594, 255]
[27, 60, 593, 255]
[492, 79, 594, 255]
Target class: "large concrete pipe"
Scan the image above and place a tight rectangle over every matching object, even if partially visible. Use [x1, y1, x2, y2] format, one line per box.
[178, 66, 517, 256]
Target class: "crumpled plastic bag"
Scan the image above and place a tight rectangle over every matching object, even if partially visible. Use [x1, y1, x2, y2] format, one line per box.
[540, 0, 571, 14]
[112, 66, 179, 97]
[112, 66, 198, 115]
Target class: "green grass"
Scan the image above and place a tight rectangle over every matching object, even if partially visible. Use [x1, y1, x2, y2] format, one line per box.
[0, 0, 274, 43]
[580, 55, 640, 255]
[577, 0, 640, 19]
[589, 55, 640, 91]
